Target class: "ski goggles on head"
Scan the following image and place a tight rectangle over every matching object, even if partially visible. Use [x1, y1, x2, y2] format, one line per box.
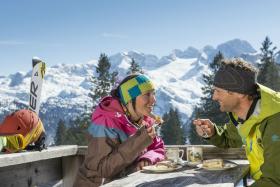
[5, 120, 45, 152]
[24, 120, 44, 146]
[5, 134, 26, 152]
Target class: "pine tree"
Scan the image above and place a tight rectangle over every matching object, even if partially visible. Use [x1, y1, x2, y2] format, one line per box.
[160, 108, 185, 145]
[197, 52, 228, 122]
[127, 58, 144, 74]
[187, 107, 206, 145]
[89, 53, 118, 107]
[188, 52, 229, 144]
[55, 119, 67, 145]
[67, 53, 118, 146]
[257, 36, 280, 91]
[64, 116, 90, 145]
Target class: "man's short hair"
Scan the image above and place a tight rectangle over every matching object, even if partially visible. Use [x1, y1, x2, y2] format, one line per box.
[221, 58, 258, 75]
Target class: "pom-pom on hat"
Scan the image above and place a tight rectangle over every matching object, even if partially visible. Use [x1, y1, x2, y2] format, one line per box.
[118, 75, 155, 105]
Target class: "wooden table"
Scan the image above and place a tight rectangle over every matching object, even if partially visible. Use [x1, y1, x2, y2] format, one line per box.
[102, 160, 249, 187]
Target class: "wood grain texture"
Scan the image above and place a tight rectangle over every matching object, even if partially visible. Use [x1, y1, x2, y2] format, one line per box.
[0, 145, 78, 167]
[103, 160, 249, 187]
[0, 158, 62, 187]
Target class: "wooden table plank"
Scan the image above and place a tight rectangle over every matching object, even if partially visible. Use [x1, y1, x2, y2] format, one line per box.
[0, 145, 78, 167]
[102, 160, 249, 187]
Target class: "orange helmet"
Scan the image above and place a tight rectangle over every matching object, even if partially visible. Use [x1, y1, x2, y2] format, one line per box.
[0, 109, 46, 152]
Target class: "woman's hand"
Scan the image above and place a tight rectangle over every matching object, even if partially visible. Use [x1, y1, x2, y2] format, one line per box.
[146, 126, 156, 139]
[136, 159, 151, 171]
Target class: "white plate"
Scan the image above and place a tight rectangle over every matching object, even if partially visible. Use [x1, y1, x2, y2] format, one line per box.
[197, 161, 238, 171]
[142, 165, 182, 173]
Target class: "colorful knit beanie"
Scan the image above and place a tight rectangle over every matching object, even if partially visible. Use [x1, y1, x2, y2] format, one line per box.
[118, 75, 155, 105]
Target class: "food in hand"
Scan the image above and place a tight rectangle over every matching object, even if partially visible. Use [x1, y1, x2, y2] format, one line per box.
[155, 115, 164, 124]
[202, 159, 224, 168]
[149, 113, 164, 126]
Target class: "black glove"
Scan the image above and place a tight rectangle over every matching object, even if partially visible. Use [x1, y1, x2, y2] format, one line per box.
[26, 132, 47, 151]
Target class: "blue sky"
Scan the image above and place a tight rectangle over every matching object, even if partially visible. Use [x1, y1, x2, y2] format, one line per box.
[0, 0, 279, 76]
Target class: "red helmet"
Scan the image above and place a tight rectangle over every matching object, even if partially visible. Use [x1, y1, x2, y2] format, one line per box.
[0, 109, 40, 136]
[0, 109, 46, 152]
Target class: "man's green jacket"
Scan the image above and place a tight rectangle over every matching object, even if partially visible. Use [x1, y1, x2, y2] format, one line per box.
[209, 84, 280, 187]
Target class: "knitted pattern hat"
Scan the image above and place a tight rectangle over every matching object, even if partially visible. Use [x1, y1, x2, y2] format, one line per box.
[214, 64, 256, 95]
[119, 75, 155, 105]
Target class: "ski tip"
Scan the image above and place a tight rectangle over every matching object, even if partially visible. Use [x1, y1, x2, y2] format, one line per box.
[32, 57, 43, 67]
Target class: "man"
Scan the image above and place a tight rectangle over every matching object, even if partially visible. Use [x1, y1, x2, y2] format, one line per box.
[193, 58, 280, 187]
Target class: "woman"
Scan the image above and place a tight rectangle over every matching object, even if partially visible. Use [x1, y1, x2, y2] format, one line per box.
[74, 74, 165, 187]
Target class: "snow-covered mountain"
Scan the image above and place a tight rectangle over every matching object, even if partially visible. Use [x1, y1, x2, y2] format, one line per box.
[0, 39, 268, 144]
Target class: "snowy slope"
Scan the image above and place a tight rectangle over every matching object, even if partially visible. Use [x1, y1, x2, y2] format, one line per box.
[148, 57, 209, 116]
[0, 39, 265, 143]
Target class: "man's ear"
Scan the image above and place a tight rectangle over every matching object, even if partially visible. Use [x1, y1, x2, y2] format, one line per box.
[238, 93, 247, 98]
[228, 91, 245, 100]
[235, 93, 248, 100]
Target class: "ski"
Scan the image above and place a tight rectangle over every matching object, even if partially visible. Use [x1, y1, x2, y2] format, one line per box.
[29, 57, 46, 115]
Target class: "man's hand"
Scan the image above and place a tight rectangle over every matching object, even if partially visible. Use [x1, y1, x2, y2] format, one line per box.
[136, 159, 151, 171]
[193, 119, 215, 138]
